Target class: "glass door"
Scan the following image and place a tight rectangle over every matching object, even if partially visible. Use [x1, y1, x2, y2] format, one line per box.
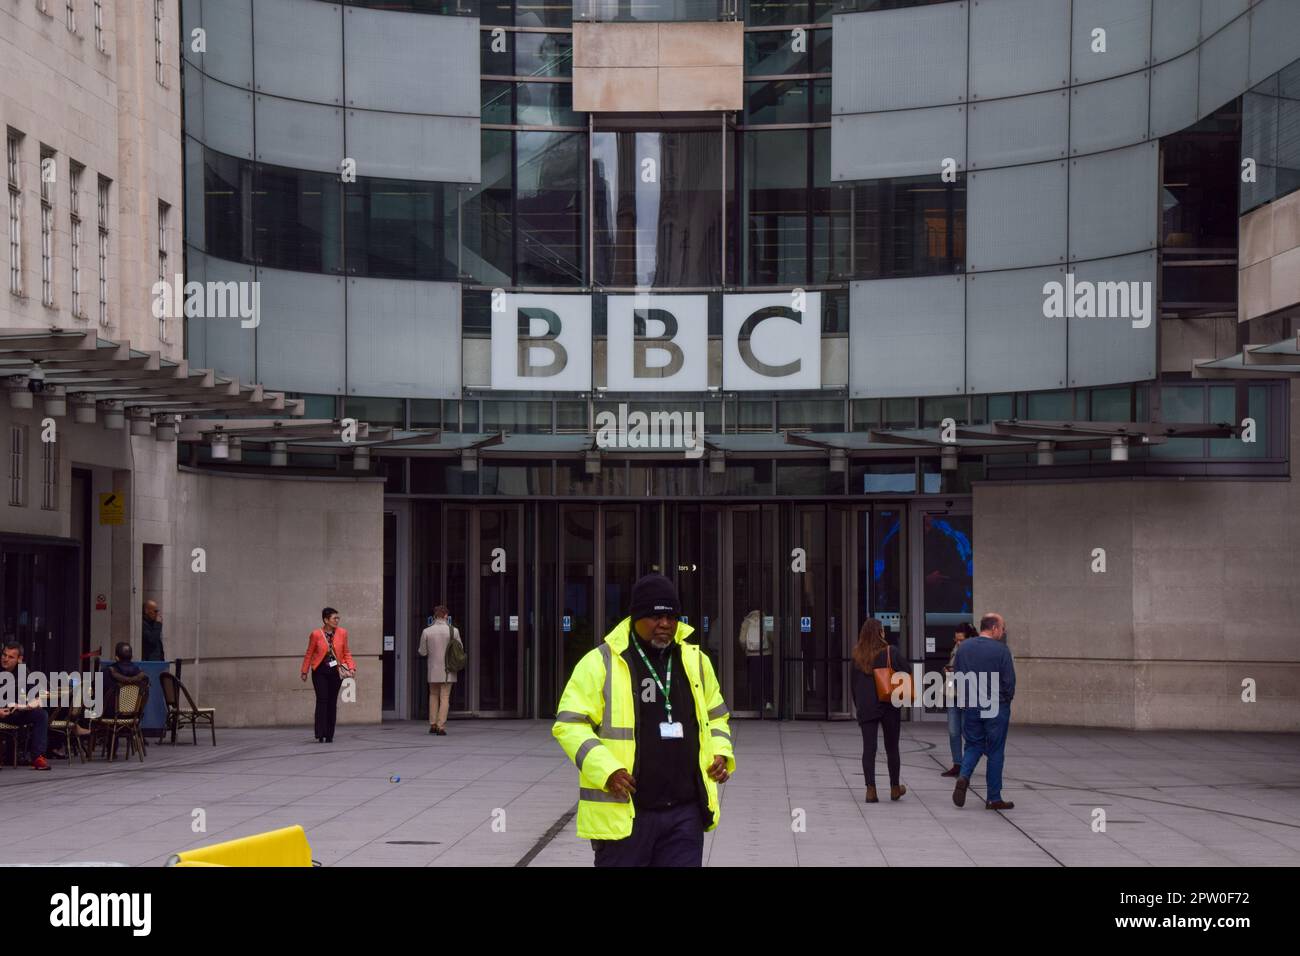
[789, 504, 852, 719]
[726, 505, 778, 718]
[911, 505, 974, 720]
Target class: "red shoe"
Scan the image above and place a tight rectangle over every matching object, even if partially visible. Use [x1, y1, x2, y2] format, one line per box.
[32, 755, 51, 771]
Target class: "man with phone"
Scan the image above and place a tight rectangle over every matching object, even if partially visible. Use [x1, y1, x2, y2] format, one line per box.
[0, 642, 51, 771]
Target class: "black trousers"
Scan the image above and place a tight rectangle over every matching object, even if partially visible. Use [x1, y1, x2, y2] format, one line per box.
[859, 707, 902, 787]
[312, 663, 342, 741]
[592, 803, 705, 868]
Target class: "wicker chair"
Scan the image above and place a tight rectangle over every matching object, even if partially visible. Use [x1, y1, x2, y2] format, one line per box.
[159, 672, 216, 746]
[49, 705, 92, 764]
[0, 720, 27, 767]
[91, 675, 149, 763]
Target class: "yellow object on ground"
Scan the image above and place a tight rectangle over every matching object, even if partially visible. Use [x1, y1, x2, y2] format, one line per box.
[166, 825, 314, 867]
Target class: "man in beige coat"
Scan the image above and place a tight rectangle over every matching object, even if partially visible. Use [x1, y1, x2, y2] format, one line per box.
[417, 606, 462, 736]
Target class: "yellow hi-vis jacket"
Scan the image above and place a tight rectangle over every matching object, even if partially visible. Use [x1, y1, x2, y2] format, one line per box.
[552, 617, 736, 840]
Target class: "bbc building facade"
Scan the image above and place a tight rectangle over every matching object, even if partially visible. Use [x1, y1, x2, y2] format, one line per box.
[3, 0, 1299, 731]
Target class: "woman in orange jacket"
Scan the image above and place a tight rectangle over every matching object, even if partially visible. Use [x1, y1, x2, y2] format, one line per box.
[300, 607, 356, 743]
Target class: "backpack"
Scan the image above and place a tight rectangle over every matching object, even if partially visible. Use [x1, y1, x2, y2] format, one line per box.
[444, 624, 466, 675]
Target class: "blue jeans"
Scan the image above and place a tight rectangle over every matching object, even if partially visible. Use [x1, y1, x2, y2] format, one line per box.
[7, 707, 48, 759]
[946, 706, 964, 765]
[960, 704, 1011, 802]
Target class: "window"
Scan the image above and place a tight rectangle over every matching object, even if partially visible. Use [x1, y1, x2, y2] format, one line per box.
[97, 175, 110, 325]
[69, 162, 83, 317]
[7, 131, 22, 296]
[94, 0, 104, 51]
[66, 0, 75, 31]
[154, 0, 165, 85]
[8, 426, 26, 508]
[157, 200, 170, 341]
[41, 439, 57, 511]
[40, 146, 55, 306]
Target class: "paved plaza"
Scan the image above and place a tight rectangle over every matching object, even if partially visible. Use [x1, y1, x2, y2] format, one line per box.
[2, 721, 1298, 867]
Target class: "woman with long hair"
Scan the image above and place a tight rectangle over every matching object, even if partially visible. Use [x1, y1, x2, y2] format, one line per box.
[850, 618, 912, 803]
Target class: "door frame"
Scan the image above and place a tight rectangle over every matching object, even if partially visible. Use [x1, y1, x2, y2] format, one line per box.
[384, 500, 410, 721]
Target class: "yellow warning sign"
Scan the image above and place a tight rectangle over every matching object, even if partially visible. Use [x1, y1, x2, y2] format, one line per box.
[98, 492, 125, 526]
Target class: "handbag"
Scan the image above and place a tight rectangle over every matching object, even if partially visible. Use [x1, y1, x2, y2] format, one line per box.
[444, 625, 466, 675]
[872, 646, 914, 704]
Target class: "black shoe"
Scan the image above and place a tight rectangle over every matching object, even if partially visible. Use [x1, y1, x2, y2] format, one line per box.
[316, 737, 324, 743]
[985, 800, 1015, 811]
[436, 728, 447, 736]
[953, 776, 969, 807]
[428, 726, 438, 734]
[326, 738, 334, 743]
[940, 765, 960, 777]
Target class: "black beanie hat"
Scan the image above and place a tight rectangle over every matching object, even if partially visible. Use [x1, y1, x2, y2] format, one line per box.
[629, 574, 680, 623]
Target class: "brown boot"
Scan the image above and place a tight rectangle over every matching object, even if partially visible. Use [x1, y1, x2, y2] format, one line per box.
[864, 785, 879, 803]
[890, 784, 907, 801]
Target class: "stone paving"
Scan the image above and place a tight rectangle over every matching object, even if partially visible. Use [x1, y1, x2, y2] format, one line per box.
[2, 720, 1298, 867]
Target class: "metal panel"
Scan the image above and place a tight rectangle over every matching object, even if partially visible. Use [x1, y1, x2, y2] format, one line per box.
[1149, 50, 1200, 138]
[182, 0, 203, 69]
[1198, 12, 1250, 113]
[968, 91, 1070, 169]
[255, 268, 347, 396]
[830, 106, 966, 182]
[969, 0, 1071, 100]
[197, 0, 253, 89]
[832, 5, 968, 114]
[965, 266, 1068, 393]
[850, 276, 965, 398]
[255, 96, 344, 174]
[343, 7, 478, 117]
[253, 0, 344, 105]
[344, 111, 481, 184]
[966, 161, 1068, 271]
[1069, 142, 1159, 261]
[1066, 251, 1158, 387]
[1071, 0, 1152, 83]
[1151, 0, 1201, 64]
[1240, 89, 1279, 211]
[200, 75, 254, 160]
[1248, 0, 1300, 85]
[189, 254, 256, 385]
[1200, 0, 1248, 37]
[1070, 71, 1151, 155]
[346, 279, 462, 398]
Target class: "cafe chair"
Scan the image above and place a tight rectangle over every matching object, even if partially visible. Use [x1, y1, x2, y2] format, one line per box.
[159, 672, 216, 746]
[92, 676, 149, 763]
[0, 720, 28, 767]
[49, 705, 92, 764]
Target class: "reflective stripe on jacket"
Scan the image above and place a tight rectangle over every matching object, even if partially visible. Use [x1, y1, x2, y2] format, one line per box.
[551, 617, 736, 841]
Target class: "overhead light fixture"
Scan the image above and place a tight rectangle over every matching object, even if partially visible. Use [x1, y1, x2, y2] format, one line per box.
[461, 448, 478, 472]
[709, 449, 725, 475]
[1036, 440, 1055, 466]
[72, 393, 96, 424]
[210, 433, 230, 460]
[1109, 436, 1129, 462]
[154, 415, 177, 442]
[128, 408, 153, 436]
[828, 448, 847, 473]
[353, 447, 370, 471]
[227, 436, 243, 463]
[100, 401, 125, 430]
[584, 449, 601, 475]
[270, 441, 288, 467]
[7, 377, 33, 410]
[42, 384, 66, 417]
[940, 446, 958, 471]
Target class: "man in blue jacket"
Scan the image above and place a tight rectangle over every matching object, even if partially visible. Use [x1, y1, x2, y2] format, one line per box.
[951, 612, 1016, 811]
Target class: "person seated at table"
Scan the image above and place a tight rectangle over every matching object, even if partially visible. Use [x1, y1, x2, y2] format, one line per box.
[104, 642, 144, 718]
[0, 642, 52, 771]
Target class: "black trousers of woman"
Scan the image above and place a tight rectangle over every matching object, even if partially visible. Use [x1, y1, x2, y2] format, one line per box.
[859, 706, 902, 787]
[312, 662, 342, 741]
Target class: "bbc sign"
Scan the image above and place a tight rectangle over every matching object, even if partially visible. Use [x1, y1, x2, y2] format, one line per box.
[489, 292, 822, 391]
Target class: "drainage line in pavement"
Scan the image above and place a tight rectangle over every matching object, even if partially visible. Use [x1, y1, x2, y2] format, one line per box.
[1011, 778, 1300, 831]
[515, 804, 578, 868]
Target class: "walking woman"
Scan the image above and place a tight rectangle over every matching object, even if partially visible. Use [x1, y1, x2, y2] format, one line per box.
[941, 622, 975, 777]
[850, 618, 912, 803]
[300, 607, 356, 743]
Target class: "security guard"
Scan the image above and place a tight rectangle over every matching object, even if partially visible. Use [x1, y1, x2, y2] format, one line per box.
[553, 574, 735, 867]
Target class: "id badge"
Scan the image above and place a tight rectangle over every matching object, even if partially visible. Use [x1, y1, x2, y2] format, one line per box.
[659, 721, 684, 740]
[328, 659, 339, 668]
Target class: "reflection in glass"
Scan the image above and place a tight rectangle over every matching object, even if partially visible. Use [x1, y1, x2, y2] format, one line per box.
[252, 164, 342, 273]
[344, 178, 457, 280]
[852, 175, 964, 280]
[517, 131, 585, 285]
[745, 130, 807, 284]
[203, 149, 246, 262]
[593, 130, 722, 286]
[463, 130, 514, 286]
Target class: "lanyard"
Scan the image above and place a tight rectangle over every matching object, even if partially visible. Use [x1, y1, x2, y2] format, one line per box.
[632, 638, 673, 722]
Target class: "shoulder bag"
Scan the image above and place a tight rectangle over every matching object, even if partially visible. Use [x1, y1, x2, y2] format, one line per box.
[872, 646, 914, 704]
